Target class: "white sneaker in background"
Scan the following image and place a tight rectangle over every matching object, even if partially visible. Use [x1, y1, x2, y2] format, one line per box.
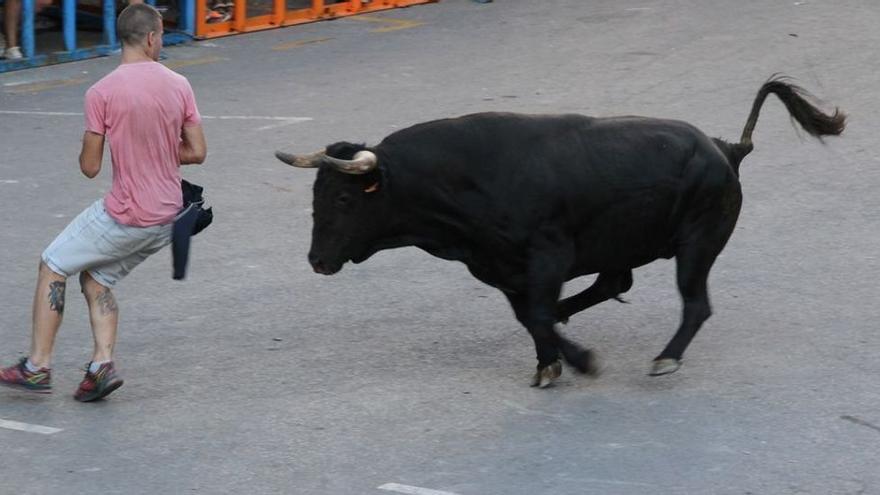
[4, 46, 23, 60]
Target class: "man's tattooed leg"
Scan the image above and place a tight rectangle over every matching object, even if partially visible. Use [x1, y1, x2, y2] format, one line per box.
[96, 288, 118, 316]
[48, 281, 66, 314]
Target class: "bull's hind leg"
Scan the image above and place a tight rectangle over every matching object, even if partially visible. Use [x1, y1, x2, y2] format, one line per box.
[651, 221, 736, 375]
[650, 243, 714, 376]
[557, 270, 633, 324]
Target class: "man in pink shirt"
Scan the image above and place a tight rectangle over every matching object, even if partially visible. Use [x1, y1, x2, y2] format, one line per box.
[0, 4, 206, 402]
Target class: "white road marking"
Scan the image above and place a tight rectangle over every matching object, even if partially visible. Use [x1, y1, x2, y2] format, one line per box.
[380, 478, 653, 493]
[502, 399, 576, 420]
[0, 418, 63, 435]
[0, 110, 312, 130]
[1, 180, 20, 184]
[2, 78, 89, 94]
[201, 115, 312, 123]
[255, 119, 312, 131]
[379, 483, 457, 495]
[578, 477, 655, 487]
[379, 483, 461, 495]
[0, 110, 82, 116]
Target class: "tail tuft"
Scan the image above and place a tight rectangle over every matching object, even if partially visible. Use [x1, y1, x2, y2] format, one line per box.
[740, 75, 846, 149]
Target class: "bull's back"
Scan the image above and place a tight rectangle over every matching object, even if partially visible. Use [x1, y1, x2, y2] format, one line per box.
[381, 112, 737, 282]
[382, 112, 723, 187]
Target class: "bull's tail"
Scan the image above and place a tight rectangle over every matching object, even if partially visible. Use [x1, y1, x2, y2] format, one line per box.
[720, 75, 846, 173]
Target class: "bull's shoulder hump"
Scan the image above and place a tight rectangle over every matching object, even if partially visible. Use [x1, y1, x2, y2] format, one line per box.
[380, 112, 596, 142]
[447, 111, 594, 124]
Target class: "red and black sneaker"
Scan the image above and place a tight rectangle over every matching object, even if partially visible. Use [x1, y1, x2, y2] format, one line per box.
[74, 361, 123, 402]
[0, 357, 52, 393]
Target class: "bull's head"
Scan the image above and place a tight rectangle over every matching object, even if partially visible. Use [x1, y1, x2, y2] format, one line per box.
[275, 141, 386, 275]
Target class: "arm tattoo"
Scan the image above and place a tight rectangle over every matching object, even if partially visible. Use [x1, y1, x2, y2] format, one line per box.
[48, 281, 66, 314]
[97, 289, 118, 316]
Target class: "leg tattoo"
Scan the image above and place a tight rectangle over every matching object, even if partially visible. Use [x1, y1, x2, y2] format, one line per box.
[96, 289, 118, 316]
[48, 281, 66, 314]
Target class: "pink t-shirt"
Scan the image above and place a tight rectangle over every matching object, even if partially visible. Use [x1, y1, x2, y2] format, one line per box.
[84, 61, 202, 227]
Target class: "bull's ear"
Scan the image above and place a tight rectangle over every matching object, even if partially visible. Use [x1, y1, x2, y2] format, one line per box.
[364, 182, 380, 193]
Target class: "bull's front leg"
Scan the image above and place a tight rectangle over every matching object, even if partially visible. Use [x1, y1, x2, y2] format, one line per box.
[516, 232, 592, 387]
[505, 292, 562, 388]
[507, 290, 599, 387]
[524, 303, 564, 388]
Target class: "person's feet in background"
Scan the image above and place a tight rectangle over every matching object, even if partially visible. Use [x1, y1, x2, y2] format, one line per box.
[2, 0, 53, 60]
[1, 24, 21, 59]
[3, 45, 23, 59]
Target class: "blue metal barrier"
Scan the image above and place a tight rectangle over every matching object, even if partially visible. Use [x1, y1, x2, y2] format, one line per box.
[22, 0, 36, 58]
[1, 0, 195, 73]
[103, 0, 116, 47]
[64, 0, 75, 51]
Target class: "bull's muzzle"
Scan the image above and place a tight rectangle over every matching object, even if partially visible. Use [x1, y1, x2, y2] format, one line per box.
[308, 252, 340, 275]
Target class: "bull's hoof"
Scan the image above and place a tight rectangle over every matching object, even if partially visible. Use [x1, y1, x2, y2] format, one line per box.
[649, 358, 681, 376]
[531, 360, 562, 388]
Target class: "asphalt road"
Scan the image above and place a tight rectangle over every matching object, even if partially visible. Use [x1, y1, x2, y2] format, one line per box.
[1, 1, 879, 494]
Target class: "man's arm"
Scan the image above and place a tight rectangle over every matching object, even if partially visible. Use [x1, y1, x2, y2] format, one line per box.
[179, 124, 207, 165]
[79, 131, 105, 178]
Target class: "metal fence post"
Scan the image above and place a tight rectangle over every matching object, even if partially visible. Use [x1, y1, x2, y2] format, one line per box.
[63, 0, 76, 52]
[180, 0, 195, 35]
[103, 0, 117, 47]
[21, 0, 35, 58]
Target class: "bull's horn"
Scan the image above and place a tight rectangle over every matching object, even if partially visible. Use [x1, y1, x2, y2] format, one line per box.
[322, 150, 378, 175]
[275, 150, 324, 168]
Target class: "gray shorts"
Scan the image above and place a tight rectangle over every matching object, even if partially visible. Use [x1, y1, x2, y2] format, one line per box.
[42, 199, 173, 287]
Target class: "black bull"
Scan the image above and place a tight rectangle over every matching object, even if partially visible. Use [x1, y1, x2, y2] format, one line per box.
[276, 76, 845, 388]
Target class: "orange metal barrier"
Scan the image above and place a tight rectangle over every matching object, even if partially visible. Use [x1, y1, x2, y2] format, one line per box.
[196, 0, 435, 39]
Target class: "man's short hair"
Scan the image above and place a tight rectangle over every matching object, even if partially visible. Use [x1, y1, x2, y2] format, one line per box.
[117, 4, 162, 47]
